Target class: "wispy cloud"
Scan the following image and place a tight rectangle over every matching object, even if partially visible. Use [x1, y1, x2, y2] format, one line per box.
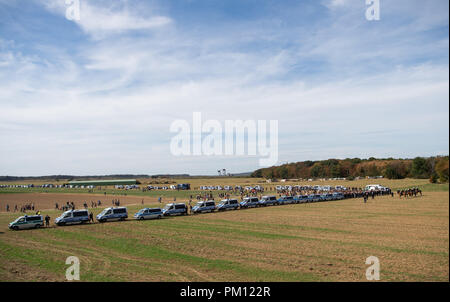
[0, 0, 448, 175]
[40, 0, 172, 38]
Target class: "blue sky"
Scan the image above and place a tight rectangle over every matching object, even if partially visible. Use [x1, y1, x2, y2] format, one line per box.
[0, 0, 448, 176]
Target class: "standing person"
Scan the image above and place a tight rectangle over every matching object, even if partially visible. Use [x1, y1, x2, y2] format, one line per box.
[45, 215, 50, 227]
[6, 204, 9, 212]
[158, 196, 162, 204]
[89, 212, 94, 223]
[142, 199, 144, 205]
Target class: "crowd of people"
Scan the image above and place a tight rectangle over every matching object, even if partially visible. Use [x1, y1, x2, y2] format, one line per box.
[2, 183, 424, 215]
[5, 202, 36, 213]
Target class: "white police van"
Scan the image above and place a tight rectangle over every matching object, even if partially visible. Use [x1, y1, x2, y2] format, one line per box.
[324, 193, 333, 201]
[240, 197, 260, 208]
[9, 215, 43, 230]
[311, 194, 322, 202]
[162, 203, 188, 216]
[217, 199, 239, 211]
[278, 196, 295, 205]
[332, 192, 344, 200]
[259, 195, 279, 206]
[295, 195, 309, 203]
[134, 208, 163, 220]
[192, 201, 216, 214]
[55, 209, 90, 226]
[97, 207, 128, 222]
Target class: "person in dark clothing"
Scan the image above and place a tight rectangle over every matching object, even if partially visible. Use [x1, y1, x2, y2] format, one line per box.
[45, 215, 50, 227]
[89, 212, 94, 223]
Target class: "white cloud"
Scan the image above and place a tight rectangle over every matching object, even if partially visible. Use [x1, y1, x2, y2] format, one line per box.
[40, 0, 172, 38]
[0, 0, 448, 175]
[75, 3, 171, 37]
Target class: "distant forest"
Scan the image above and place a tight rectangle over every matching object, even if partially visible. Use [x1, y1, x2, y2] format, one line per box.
[251, 156, 449, 182]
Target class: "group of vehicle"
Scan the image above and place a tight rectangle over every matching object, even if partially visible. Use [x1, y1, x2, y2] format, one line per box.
[198, 185, 264, 192]
[8, 192, 346, 230]
[0, 183, 95, 189]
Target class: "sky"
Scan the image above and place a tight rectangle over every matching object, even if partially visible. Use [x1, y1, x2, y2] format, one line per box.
[0, 0, 448, 176]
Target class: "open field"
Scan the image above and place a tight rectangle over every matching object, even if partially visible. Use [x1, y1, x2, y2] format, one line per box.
[0, 178, 447, 212]
[0, 177, 448, 282]
[0, 177, 441, 190]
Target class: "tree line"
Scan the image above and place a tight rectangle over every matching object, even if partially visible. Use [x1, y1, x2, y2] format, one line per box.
[251, 156, 449, 182]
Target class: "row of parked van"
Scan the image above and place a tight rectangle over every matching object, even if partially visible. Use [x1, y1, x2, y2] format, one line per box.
[8, 193, 345, 230]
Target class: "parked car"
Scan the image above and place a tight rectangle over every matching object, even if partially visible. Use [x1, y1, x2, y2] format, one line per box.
[177, 183, 191, 190]
[9, 215, 43, 230]
[192, 201, 216, 214]
[295, 195, 309, 203]
[307, 194, 316, 202]
[332, 192, 344, 200]
[97, 207, 128, 222]
[55, 209, 90, 226]
[134, 208, 163, 220]
[240, 197, 260, 208]
[312, 194, 322, 202]
[259, 195, 279, 206]
[278, 196, 295, 205]
[217, 199, 239, 211]
[162, 203, 188, 216]
[324, 193, 333, 201]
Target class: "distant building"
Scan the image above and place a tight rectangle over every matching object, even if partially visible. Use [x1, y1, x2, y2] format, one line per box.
[67, 179, 139, 186]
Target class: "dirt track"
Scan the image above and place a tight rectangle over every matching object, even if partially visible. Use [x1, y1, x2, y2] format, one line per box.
[0, 193, 179, 212]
